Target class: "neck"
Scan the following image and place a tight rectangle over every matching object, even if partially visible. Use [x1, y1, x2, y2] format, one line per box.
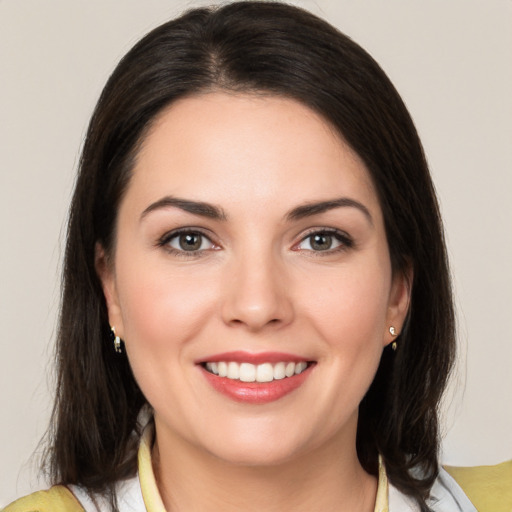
[152, 423, 377, 512]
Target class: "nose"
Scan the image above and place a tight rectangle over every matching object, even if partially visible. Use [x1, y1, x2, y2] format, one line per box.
[221, 250, 294, 332]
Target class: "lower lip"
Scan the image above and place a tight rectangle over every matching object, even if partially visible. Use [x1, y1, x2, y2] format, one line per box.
[200, 365, 313, 404]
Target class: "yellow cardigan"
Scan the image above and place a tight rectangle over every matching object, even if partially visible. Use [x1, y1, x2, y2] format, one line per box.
[4, 460, 511, 512]
[444, 460, 512, 512]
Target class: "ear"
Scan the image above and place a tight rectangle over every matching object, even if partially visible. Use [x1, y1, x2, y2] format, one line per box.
[384, 265, 413, 346]
[95, 242, 124, 337]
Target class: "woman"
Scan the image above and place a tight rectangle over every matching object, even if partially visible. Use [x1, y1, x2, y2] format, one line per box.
[5, 2, 505, 511]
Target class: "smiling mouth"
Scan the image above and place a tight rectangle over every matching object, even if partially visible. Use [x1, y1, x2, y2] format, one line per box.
[202, 361, 311, 383]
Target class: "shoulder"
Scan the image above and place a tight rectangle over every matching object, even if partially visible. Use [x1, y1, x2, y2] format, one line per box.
[389, 461, 512, 512]
[2, 475, 144, 512]
[2, 485, 84, 512]
[444, 459, 512, 512]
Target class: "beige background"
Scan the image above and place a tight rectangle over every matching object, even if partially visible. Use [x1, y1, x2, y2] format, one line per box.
[1, 0, 511, 506]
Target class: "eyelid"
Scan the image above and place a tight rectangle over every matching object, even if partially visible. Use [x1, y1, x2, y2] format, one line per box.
[157, 227, 219, 255]
[156, 226, 353, 256]
[292, 227, 354, 252]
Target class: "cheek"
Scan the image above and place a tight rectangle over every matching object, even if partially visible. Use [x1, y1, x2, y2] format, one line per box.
[113, 255, 221, 416]
[304, 264, 390, 344]
[114, 252, 219, 360]
[298, 257, 391, 405]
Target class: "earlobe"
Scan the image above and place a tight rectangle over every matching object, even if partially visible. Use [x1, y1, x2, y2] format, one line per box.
[95, 242, 124, 336]
[385, 266, 413, 346]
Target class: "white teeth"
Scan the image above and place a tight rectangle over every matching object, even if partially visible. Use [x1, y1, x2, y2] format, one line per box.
[272, 362, 286, 380]
[217, 361, 228, 377]
[256, 363, 274, 382]
[227, 361, 239, 379]
[204, 361, 309, 382]
[285, 362, 295, 377]
[294, 361, 307, 374]
[239, 362, 256, 382]
[206, 362, 219, 375]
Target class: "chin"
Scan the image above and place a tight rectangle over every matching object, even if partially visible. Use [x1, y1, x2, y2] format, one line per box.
[209, 441, 302, 468]
[197, 421, 316, 468]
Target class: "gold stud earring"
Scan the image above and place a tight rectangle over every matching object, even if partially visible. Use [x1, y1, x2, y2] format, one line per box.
[389, 326, 398, 351]
[111, 326, 122, 354]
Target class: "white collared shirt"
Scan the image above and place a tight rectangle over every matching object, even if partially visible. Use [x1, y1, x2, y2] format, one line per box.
[70, 426, 477, 512]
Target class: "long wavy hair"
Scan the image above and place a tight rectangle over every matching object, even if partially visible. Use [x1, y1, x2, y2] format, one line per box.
[45, 2, 455, 511]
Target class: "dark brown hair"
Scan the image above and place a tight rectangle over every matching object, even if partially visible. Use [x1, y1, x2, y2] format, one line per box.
[46, 2, 455, 511]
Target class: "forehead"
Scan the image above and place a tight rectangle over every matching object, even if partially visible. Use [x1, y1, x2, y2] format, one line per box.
[127, 92, 380, 217]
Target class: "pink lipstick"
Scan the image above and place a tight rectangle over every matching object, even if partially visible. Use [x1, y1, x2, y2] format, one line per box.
[197, 351, 315, 404]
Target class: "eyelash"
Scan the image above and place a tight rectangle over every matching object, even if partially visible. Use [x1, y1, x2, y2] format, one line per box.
[157, 228, 217, 258]
[294, 228, 354, 256]
[156, 227, 354, 258]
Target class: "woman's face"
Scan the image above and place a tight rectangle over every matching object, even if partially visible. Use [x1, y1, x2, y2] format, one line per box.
[98, 92, 410, 466]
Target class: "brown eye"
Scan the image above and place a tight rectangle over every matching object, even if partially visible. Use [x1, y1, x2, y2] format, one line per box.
[310, 233, 333, 251]
[179, 233, 202, 251]
[166, 231, 214, 252]
[295, 230, 352, 253]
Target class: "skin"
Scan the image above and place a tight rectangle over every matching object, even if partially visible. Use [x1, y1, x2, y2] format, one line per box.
[97, 92, 411, 511]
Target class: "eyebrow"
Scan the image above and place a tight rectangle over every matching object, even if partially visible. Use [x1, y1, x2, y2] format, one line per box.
[286, 198, 373, 225]
[140, 195, 372, 225]
[140, 196, 227, 221]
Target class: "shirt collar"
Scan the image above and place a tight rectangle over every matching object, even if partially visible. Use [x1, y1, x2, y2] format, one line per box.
[137, 424, 389, 512]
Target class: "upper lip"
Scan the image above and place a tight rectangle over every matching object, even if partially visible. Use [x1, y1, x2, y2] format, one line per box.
[196, 351, 312, 365]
